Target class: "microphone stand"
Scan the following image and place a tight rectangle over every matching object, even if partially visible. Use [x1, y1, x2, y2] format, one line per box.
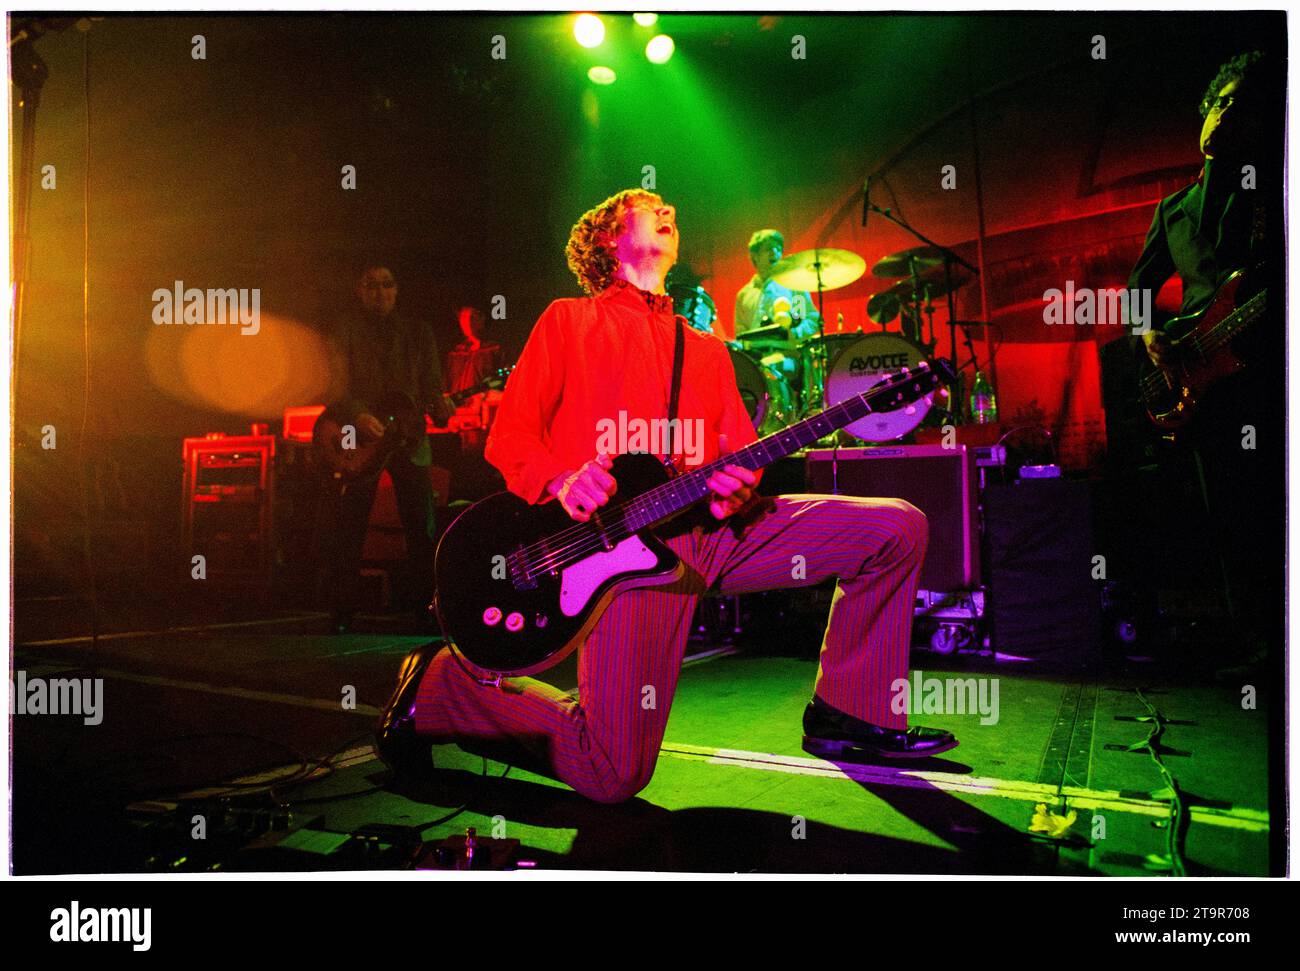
[865, 202, 983, 419]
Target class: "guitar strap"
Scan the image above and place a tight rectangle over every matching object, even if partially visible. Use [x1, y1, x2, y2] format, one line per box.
[666, 316, 685, 466]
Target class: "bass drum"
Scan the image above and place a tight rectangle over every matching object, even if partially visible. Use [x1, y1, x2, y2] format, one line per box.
[799, 332, 863, 417]
[728, 344, 796, 435]
[824, 333, 934, 442]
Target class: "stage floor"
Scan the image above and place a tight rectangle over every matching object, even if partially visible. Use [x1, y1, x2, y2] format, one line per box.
[11, 606, 1274, 875]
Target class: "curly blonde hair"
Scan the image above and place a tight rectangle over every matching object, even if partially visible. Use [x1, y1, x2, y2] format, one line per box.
[565, 188, 663, 296]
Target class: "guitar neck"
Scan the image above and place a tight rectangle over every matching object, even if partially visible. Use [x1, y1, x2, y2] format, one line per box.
[446, 367, 513, 407]
[1206, 289, 1266, 346]
[622, 381, 899, 530]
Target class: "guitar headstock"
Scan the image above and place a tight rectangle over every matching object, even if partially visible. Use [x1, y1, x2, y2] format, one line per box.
[928, 358, 958, 385]
[865, 358, 955, 411]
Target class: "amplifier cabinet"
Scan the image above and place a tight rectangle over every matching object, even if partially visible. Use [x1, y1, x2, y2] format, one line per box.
[804, 445, 979, 592]
[182, 433, 276, 590]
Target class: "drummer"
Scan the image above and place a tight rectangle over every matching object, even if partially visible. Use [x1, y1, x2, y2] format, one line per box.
[734, 229, 821, 340]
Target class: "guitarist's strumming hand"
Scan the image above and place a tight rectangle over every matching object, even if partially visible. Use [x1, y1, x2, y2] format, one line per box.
[547, 453, 618, 522]
[706, 433, 759, 521]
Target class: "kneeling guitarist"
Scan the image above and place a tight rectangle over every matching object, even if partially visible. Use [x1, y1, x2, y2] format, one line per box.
[374, 189, 957, 801]
[1128, 51, 1282, 671]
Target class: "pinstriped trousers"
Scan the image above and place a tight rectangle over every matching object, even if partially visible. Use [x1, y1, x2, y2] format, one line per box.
[413, 494, 928, 804]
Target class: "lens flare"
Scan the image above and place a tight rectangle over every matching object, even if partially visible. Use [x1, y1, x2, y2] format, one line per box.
[646, 34, 675, 64]
[574, 14, 605, 48]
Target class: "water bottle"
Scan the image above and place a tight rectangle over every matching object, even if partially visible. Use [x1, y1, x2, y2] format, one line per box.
[971, 370, 997, 424]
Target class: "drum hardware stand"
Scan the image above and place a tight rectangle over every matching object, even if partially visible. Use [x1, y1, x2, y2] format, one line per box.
[865, 201, 979, 381]
[810, 257, 831, 424]
[918, 284, 940, 355]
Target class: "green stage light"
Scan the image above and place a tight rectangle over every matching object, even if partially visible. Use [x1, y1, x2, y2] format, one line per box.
[587, 65, 617, 85]
[633, 13, 659, 27]
[574, 13, 605, 48]
[645, 34, 674, 64]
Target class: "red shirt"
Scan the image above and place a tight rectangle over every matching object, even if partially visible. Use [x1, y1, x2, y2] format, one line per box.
[485, 279, 761, 504]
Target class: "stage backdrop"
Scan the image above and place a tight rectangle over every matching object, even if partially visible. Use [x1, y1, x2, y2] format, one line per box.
[13, 12, 1283, 478]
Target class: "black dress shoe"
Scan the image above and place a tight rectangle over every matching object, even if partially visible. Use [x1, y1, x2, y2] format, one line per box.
[375, 641, 444, 783]
[802, 694, 959, 761]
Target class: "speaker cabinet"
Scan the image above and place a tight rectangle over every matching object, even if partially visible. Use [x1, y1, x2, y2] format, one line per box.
[983, 479, 1100, 667]
[805, 445, 979, 592]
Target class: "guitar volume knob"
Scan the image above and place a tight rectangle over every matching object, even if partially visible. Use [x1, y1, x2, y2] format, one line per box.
[505, 612, 525, 632]
[483, 606, 502, 626]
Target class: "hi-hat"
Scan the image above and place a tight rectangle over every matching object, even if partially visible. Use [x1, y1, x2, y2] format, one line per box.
[867, 290, 902, 324]
[769, 248, 867, 292]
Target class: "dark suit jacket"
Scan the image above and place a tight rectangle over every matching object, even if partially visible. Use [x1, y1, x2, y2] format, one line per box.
[1126, 163, 1257, 327]
[324, 308, 451, 467]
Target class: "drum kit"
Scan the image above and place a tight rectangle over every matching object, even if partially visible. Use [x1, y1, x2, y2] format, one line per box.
[698, 244, 970, 444]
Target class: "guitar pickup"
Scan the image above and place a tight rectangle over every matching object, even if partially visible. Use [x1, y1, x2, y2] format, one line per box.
[507, 546, 538, 591]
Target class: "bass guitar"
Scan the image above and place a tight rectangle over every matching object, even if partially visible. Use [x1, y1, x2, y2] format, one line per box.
[434, 359, 954, 676]
[1138, 270, 1266, 430]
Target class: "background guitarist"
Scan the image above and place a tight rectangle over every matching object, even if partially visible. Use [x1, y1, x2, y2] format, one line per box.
[1126, 50, 1283, 673]
[322, 261, 453, 634]
[374, 188, 957, 798]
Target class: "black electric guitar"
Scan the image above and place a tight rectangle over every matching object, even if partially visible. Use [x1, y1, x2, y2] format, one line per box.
[435, 360, 954, 676]
[1138, 270, 1266, 430]
[313, 366, 512, 482]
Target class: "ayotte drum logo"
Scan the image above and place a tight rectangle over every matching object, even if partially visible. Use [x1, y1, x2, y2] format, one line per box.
[824, 333, 934, 442]
[847, 351, 912, 374]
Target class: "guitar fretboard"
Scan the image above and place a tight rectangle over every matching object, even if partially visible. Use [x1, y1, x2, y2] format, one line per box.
[512, 363, 943, 584]
[622, 371, 924, 531]
[1199, 289, 1266, 354]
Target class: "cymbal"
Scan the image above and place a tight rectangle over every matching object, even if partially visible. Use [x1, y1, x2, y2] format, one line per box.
[738, 322, 792, 344]
[880, 265, 971, 301]
[871, 245, 952, 278]
[867, 290, 901, 325]
[768, 248, 866, 293]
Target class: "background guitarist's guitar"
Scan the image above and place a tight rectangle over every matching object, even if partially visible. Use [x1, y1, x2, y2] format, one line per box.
[313, 366, 513, 482]
[434, 360, 954, 676]
[1138, 270, 1266, 430]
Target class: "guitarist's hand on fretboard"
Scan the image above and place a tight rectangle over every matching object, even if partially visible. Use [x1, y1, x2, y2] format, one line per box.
[705, 432, 759, 520]
[547, 454, 617, 523]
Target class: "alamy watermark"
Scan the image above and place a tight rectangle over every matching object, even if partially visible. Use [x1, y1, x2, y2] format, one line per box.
[1043, 282, 1150, 335]
[12, 670, 104, 725]
[50, 901, 150, 950]
[891, 672, 999, 725]
[594, 411, 705, 467]
[152, 280, 260, 335]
